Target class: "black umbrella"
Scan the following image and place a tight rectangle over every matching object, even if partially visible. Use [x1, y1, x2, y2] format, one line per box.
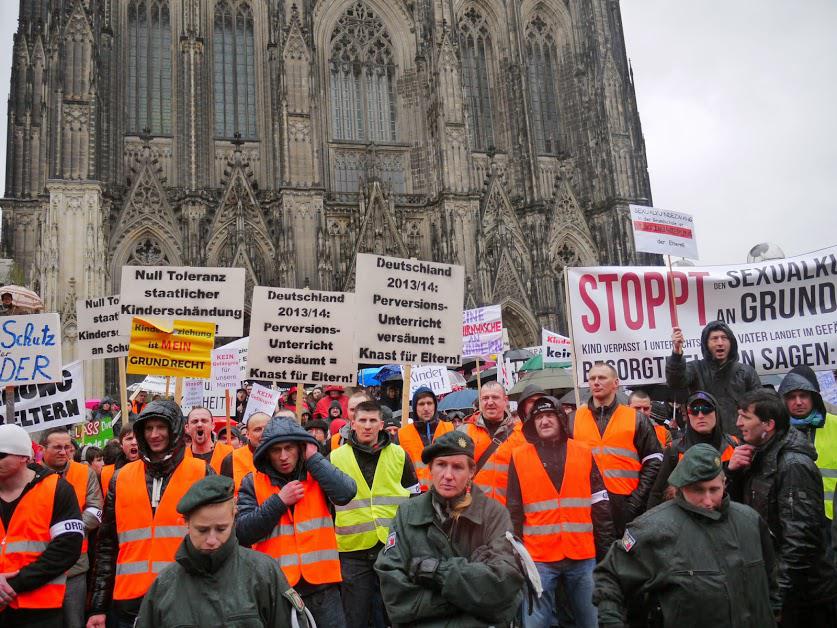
[504, 348, 534, 362]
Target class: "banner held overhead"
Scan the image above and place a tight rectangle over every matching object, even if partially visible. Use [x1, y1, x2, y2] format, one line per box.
[629, 204, 699, 260]
[354, 254, 464, 366]
[247, 287, 356, 385]
[0, 313, 63, 384]
[462, 305, 503, 358]
[76, 295, 129, 360]
[118, 266, 246, 337]
[566, 245, 837, 386]
[127, 317, 215, 379]
[1, 361, 86, 431]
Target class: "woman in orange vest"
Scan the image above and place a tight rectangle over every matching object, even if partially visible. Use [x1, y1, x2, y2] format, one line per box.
[648, 391, 739, 508]
[507, 396, 616, 628]
[236, 417, 356, 627]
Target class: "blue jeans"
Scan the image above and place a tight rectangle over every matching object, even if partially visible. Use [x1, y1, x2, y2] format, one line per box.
[524, 558, 597, 628]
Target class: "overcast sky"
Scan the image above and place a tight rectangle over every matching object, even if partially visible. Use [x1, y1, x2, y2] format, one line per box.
[0, 2, 834, 266]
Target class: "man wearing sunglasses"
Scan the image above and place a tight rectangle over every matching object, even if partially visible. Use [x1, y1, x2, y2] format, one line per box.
[0, 424, 84, 628]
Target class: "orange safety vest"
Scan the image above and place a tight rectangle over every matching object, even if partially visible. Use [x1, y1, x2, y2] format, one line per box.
[64, 461, 94, 553]
[573, 405, 642, 495]
[654, 424, 671, 448]
[101, 464, 115, 497]
[0, 473, 68, 609]
[252, 471, 341, 587]
[398, 421, 454, 491]
[185, 442, 234, 474]
[512, 439, 596, 562]
[232, 446, 256, 496]
[113, 457, 206, 600]
[465, 420, 527, 505]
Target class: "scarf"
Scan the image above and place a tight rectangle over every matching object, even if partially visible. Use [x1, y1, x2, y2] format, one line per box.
[176, 528, 238, 576]
[790, 410, 825, 429]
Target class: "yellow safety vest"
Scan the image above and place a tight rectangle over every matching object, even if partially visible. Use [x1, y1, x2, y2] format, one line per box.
[815, 413, 837, 519]
[331, 443, 410, 552]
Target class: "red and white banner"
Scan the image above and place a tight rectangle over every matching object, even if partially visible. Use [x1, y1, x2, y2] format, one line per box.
[630, 204, 699, 260]
[566, 246, 837, 386]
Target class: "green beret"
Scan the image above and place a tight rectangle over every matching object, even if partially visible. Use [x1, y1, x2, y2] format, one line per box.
[668, 443, 724, 488]
[421, 430, 475, 464]
[177, 475, 235, 516]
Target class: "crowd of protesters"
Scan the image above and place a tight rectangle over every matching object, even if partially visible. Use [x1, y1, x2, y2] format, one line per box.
[0, 321, 835, 627]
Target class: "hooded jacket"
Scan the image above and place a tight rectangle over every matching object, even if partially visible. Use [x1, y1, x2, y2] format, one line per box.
[506, 396, 616, 560]
[90, 400, 211, 616]
[409, 387, 441, 447]
[665, 321, 761, 434]
[727, 427, 837, 608]
[648, 391, 739, 508]
[777, 366, 829, 438]
[235, 418, 356, 595]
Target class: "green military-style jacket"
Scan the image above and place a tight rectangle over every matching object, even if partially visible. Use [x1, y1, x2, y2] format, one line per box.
[374, 487, 524, 627]
[593, 495, 778, 627]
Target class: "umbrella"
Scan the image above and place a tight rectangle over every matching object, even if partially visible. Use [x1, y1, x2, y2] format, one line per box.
[518, 354, 571, 373]
[508, 367, 576, 399]
[85, 399, 101, 410]
[376, 365, 403, 384]
[438, 388, 478, 411]
[358, 367, 383, 386]
[504, 348, 534, 362]
[447, 370, 467, 388]
[0, 285, 43, 313]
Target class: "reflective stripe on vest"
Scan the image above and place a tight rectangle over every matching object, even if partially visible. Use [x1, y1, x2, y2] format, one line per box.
[113, 458, 206, 600]
[232, 446, 255, 496]
[251, 471, 341, 586]
[64, 460, 91, 553]
[397, 422, 453, 491]
[815, 414, 837, 520]
[0, 473, 66, 609]
[573, 405, 642, 495]
[465, 421, 526, 506]
[513, 439, 596, 562]
[331, 444, 410, 551]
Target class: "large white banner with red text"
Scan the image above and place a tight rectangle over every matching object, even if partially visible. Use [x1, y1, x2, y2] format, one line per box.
[566, 246, 837, 386]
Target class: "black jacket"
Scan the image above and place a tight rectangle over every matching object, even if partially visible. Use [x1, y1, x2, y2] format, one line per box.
[665, 321, 761, 435]
[727, 427, 837, 608]
[506, 416, 616, 561]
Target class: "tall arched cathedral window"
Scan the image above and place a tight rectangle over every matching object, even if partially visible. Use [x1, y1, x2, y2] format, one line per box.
[526, 16, 560, 154]
[127, 1, 172, 135]
[329, 2, 397, 143]
[458, 8, 495, 152]
[213, 1, 257, 139]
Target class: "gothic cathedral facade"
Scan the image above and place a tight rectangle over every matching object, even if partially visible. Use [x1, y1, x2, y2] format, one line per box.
[3, 0, 655, 379]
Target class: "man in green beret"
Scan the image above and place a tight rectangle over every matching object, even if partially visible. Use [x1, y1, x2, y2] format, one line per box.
[135, 475, 311, 627]
[375, 431, 524, 626]
[593, 444, 779, 628]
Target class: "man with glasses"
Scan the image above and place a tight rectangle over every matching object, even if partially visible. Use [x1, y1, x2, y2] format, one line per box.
[0, 424, 84, 627]
[39, 427, 103, 628]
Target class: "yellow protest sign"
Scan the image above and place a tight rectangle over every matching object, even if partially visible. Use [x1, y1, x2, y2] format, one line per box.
[127, 317, 215, 378]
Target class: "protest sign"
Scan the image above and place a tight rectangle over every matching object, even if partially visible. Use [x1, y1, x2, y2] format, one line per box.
[129, 375, 168, 395]
[817, 370, 837, 405]
[76, 295, 129, 360]
[402, 364, 453, 398]
[219, 336, 249, 382]
[127, 318, 215, 378]
[462, 305, 503, 357]
[247, 288, 356, 385]
[119, 266, 246, 337]
[566, 245, 837, 386]
[354, 254, 465, 366]
[0, 361, 86, 432]
[181, 379, 231, 417]
[183, 379, 205, 409]
[630, 204, 699, 260]
[241, 383, 281, 424]
[72, 416, 114, 450]
[542, 329, 572, 365]
[0, 313, 63, 384]
[211, 348, 241, 391]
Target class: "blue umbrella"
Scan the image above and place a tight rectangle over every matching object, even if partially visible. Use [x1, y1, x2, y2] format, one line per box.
[438, 389, 478, 411]
[376, 364, 404, 383]
[358, 367, 384, 386]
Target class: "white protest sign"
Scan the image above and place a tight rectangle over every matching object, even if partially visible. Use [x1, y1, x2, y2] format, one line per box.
[211, 348, 241, 391]
[219, 336, 249, 382]
[566, 245, 837, 386]
[241, 383, 281, 424]
[76, 295, 129, 360]
[247, 288, 356, 385]
[129, 375, 168, 394]
[542, 329, 572, 365]
[118, 266, 246, 337]
[462, 305, 503, 357]
[0, 313, 63, 384]
[630, 204, 699, 260]
[354, 254, 464, 366]
[1, 361, 86, 432]
[816, 370, 837, 405]
[402, 364, 453, 398]
[183, 379, 205, 410]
